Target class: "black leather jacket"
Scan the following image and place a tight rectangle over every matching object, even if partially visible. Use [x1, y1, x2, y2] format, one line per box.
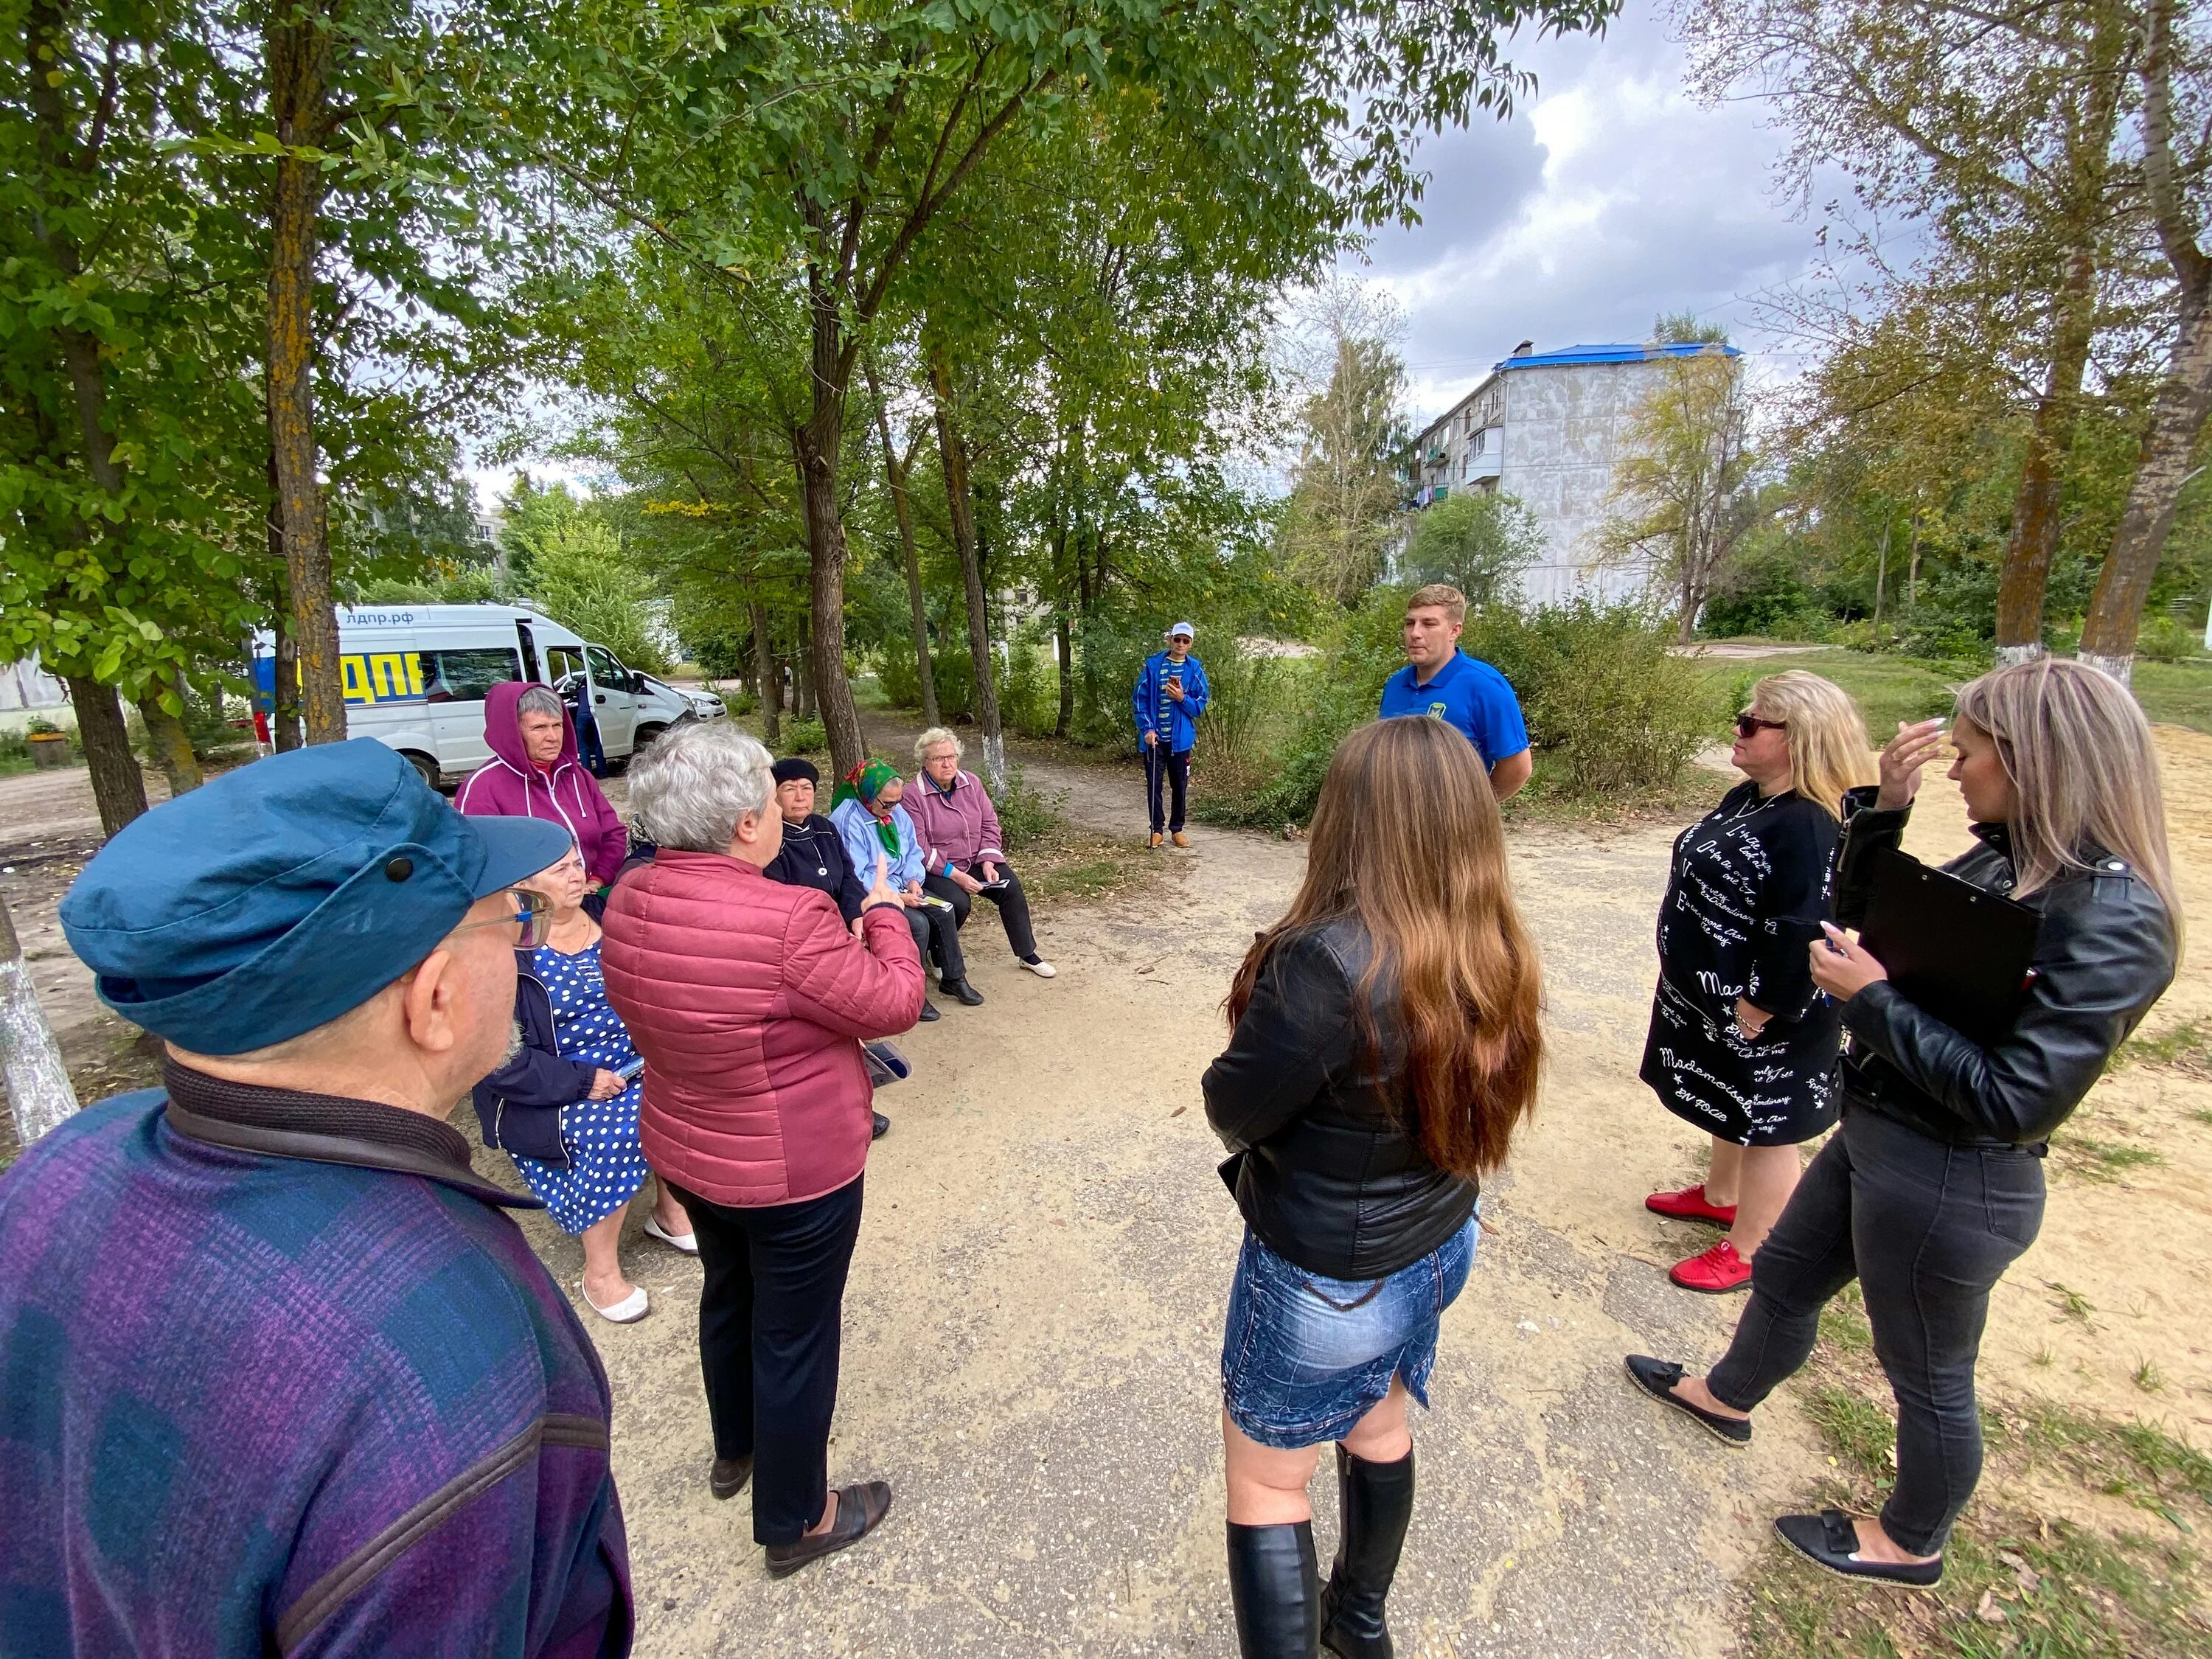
[1832, 789, 2176, 1150]
[1203, 917, 1478, 1279]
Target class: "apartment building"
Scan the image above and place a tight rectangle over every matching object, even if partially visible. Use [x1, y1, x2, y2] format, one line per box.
[1408, 339, 1742, 605]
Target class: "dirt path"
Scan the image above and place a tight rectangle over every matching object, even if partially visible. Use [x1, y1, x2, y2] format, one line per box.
[7, 726, 2211, 1654]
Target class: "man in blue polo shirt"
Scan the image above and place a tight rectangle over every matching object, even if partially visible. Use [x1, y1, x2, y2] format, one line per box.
[1377, 582, 1533, 800]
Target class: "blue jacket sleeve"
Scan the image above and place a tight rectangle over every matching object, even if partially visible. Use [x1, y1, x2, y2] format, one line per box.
[830, 833, 867, 923]
[1132, 656, 1156, 739]
[479, 1030, 599, 1109]
[1183, 659, 1210, 721]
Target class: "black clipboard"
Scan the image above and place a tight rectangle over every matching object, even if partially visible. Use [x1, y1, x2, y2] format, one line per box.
[1855, 846, 2040, 1046]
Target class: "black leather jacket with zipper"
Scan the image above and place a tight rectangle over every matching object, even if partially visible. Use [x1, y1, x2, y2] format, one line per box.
[1832, 788, 2176, 1150]
[1203, 916, 1478, 1279]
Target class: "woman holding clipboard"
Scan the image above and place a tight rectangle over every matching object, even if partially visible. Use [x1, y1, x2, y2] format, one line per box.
[1629, 657, 2179, 1585]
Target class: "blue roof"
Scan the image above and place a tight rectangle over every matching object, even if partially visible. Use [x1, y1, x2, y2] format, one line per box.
[1496, 341, 1742, 371]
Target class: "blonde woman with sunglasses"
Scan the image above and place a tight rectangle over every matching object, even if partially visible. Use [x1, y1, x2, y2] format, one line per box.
[1639, 671, 1874, 1292]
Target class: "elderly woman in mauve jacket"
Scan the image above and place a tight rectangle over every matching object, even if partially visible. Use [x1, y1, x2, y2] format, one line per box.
[599, 723, 925, 1579]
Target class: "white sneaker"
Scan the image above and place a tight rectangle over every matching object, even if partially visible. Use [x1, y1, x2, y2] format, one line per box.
[1020, 957, 1057, 978]
[644, 1215, 698, 1254]
[580, 1281, 650, 1324]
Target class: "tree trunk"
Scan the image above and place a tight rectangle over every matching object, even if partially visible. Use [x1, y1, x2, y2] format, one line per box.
[1872, 519, 1891, 626]
[266, 13, 343, 743]
[793, 282, 866, 780]
[1994, 243, 2101, 665]
[796, 616, 817, 722]
[66, 675, 147, 835]
[750, 599, 781, 748]
[929, 350, 1006, 790]
[0, 891, 77, 1146]
[2079, 292, 2212, 683]
[266, 454, 302, 751]
[135, 675, 203, 797]
[1055, 611, 1074, 738]
[866, 361, 939, 727]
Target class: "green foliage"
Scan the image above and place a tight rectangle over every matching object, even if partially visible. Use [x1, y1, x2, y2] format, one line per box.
[990, 764, 1060, 849]
[1402, 491, 1544, 608]
[521, 521, 670, 675]
[780, 718, 827, 757]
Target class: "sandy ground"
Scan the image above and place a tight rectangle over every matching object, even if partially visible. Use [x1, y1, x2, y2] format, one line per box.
[4, 722, 2212, 1655]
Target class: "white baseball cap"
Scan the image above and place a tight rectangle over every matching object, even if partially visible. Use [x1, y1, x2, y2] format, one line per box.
[1168, 621, 1196, 640]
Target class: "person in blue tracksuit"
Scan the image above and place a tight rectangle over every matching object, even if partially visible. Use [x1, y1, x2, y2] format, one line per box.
[1133, 622, 1210, 848]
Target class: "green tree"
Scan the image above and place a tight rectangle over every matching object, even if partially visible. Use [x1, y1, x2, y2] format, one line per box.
[524, 519, 670, 675]
[1404, 490, 1543, 607]
[1602, 347, 1765, 641]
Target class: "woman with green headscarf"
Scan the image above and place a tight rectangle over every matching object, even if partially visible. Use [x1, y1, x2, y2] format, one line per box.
[830, 759, 983, 1006]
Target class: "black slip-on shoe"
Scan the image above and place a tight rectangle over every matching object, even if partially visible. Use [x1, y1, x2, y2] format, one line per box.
[1775, 1511, 1943, 1587]
[872, 1112, 891, 1140]
[709, 1455, 753, 1500]
[943, 978, 985, 1006]
[919, 1000, 941, 1022]
[765, 1482, 893, 1577]
[1624, 1354, 1751, 1447]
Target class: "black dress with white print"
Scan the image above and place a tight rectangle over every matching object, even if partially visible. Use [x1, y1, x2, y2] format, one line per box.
[1638, 781, 1844, 1147]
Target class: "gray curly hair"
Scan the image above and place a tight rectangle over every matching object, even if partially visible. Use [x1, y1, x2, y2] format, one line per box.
[626, 723, 774, 852]
[914, 726, 964, 765]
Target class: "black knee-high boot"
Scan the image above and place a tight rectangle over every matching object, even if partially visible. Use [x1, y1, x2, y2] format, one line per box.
[1318, 1445, 1416, 1659]
[1226, 1520, 1319, 1658]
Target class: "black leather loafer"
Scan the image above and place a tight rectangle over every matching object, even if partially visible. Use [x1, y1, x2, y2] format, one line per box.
[765, 1481, 893, 1577]
[1624, 1355, 1751, 1447]
[1775, 1510, 1943, 1587]
[919, 1000, 941, 1022]
[942, 978, 985, 1006]
[709, 1455, 753, 1500]
[872, 1112, 890, 1140]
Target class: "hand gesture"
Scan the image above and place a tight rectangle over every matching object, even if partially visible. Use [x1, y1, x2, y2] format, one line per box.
[1876, 718, 1947, 812]
[901, 880, 928, 908]
[1809, 923, 1889, 1002]
[588, 1068, 626, 1101]
[1166, 678, 1186, 702]
[862, 852, 902, 913]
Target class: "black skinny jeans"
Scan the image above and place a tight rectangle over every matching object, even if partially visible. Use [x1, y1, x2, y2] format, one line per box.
[1707, 1107, 2045, 1554]
[900, 895, 966, 984]
[667, 1174, 867, 1546]
[922, 861, 1037, 960]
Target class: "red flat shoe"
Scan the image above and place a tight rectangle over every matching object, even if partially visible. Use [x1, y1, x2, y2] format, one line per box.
[1670, 1239, 1753, 1293]
[1645, 1183, 1738, 1226]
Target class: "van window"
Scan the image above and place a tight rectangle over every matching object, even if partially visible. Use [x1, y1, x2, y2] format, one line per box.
[420, 648, 523, 703]
[585, 645, 635, 692]
[545, 645, 585, 690]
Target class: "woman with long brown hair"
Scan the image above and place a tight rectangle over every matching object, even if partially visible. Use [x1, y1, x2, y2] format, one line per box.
[1203, 716, 1543, 1658]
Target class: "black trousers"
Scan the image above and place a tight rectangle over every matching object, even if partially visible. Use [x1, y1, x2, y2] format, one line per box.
[901, 898, 966, 984]
[667, 1175, 867, 1546]
[1145, 743, 1190, 834]
[1706, 1107, 2044, 1554]
[922, 861, 1037, 959]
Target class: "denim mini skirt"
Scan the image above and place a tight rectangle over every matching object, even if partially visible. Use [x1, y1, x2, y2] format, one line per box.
[1220, 1211, 1478, 1450]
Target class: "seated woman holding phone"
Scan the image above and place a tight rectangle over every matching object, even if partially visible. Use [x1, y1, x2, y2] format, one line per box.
[472, 839, 695, 1324]
[1629, 657, 2179, 1587]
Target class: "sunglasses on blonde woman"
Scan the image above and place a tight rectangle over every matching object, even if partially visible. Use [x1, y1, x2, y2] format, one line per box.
[1735, 712, 1787, 739]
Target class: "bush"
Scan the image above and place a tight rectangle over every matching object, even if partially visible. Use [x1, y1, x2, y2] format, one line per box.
[720, 686, 758, 716]
[1202, 589, 1715, 826]
[1194, 636, 1302, 795]
[524, 521, 672, 675]
[990, 763, 1061, 849]
[2135, 613, 2204, 664]
[781, 718, 827, 756]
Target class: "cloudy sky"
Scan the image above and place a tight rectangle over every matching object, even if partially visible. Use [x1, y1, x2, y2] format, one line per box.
[1362, 0, 1832, 429]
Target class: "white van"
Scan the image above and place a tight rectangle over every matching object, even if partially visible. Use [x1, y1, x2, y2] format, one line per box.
[252, 603, 723, 787]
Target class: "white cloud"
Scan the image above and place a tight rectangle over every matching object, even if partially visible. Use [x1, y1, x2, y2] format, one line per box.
[1354, 1, 1832, 425]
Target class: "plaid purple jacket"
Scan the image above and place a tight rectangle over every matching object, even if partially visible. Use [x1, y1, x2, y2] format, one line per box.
[0, 1082, 632, 1658]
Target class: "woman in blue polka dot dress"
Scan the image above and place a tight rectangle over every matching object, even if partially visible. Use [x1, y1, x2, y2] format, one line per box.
[477, 841, 694, 1323]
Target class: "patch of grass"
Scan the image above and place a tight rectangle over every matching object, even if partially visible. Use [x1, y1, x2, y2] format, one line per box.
[2193, 1109, 2212, 1130]
[2055, 1136, 2166, 1184]
[2132, 1359, 2166, 1395]
[1684, 648, 1966, 739]
[1029, 854, 1146, 902]
[2132, 656, 2212, 738]
[1819, 1283, 1874, 1354]
[2111, 1018, 2212, 1077]
[1805, 1383, 1896, 1483]
[2048, 1281, 2096, 1325]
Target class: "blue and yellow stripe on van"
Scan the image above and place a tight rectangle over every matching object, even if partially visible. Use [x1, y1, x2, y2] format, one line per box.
[340, 652, 425, 706]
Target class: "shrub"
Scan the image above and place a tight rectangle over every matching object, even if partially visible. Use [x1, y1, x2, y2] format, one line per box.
[720, 686, 758, 717]
[1202, 589, 1714, 826]
[1194, 636, 1302, 796]
[524, 521, 672, 675]
[781, 718, 827, 756]
[2135, 613, 2203, 664]
[990, 763, 1061, 849]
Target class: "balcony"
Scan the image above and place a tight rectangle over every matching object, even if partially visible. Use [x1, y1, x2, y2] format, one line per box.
[1462, 428, 1502, 481]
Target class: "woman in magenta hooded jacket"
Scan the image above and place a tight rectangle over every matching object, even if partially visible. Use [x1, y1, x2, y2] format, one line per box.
[457, 682, 628, 887]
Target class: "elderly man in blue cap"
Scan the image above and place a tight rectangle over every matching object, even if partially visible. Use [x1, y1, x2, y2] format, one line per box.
[0, 740, 633, 1657]
[1132, 621, 1210, 849]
